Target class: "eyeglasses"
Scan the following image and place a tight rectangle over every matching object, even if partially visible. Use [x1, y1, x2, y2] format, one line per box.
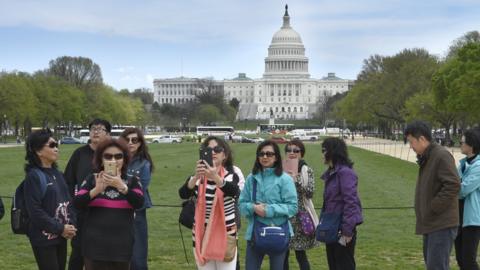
[286, 148, 301, 154]
[102, 153, 124, 160]
[258, 151, 275, 158]
[126, 137, 140, 144]
[45, 142, 58, 149]
[90, 127, 107, 133]
[206, 146, 224, 154]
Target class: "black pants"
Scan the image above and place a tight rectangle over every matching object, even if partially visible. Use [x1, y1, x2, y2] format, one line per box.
[32, 240, 67, 270]
[84, 258, 130, 270]
[455, 226, 480, 270]
[284, 249, 310, 270]
[68, 235, 83, 270]
[325, 231, 357, 270]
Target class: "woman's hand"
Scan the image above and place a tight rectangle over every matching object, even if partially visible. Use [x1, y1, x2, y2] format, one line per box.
[202, 161, 223, 186]
[254, 203, 266, 217]
[103, 173, 128, 194]
[90, 172, 107, 198]
[61, 224, 77, 239]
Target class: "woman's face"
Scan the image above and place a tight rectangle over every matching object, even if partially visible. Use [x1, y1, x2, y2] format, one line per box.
[125, 133, 141, 155]
[322, 146, 329, 165]
[460, 136, 474, 156]
[207, 140, 226, 167]
[102, 146, 124, 171]
[36, 137, 59, 165]
[258, 145, 277, 168]
[286, 144, 302, 160]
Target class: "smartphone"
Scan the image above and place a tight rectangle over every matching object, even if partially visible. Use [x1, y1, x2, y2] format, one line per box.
[199, 147, 213, 167]
[104, 161, 117, 176]
[283, 158, 298, 178]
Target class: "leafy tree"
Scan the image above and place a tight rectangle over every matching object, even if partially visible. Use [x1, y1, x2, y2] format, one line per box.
[47, 56, 103, 89]
[197, 104, 222, 125]
[229, 98, 240, 110]
[446, 31, 480, 59]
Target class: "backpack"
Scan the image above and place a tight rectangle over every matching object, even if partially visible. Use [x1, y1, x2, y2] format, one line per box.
[11, 168, 49, 234]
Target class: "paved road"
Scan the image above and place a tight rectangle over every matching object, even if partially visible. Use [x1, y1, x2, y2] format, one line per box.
[346, 136, 464, 164]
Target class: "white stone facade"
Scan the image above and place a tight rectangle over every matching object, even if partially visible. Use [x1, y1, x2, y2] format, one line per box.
[153, 5, 353, 120]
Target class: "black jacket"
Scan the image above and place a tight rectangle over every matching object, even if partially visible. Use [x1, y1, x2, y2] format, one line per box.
[24, 167, 74, 246]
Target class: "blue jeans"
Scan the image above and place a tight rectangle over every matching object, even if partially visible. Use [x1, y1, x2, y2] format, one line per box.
[131, 209, 148, 270]
[423, 227, 457, 270]
[245, 241, 287, 270]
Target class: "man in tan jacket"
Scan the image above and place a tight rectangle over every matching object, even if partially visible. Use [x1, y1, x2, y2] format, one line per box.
[405, 121, 460, 270]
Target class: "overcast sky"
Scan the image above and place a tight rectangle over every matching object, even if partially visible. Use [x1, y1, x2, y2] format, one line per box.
[0, 0, 478, 90]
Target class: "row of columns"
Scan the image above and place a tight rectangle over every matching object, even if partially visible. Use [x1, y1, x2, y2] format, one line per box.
[266, 60, 308, 72]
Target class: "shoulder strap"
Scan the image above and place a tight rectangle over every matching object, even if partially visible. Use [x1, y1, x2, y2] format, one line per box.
[31, 168, 49, 198]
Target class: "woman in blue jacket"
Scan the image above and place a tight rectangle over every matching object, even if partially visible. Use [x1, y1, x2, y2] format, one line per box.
[24, 129, 77, 270]
[455, 128, 480, 270]
[120, 128, 154, 270]
[239, 140, 298, 270]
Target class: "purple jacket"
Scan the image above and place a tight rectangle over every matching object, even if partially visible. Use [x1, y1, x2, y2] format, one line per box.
[321, 164, 363, 237]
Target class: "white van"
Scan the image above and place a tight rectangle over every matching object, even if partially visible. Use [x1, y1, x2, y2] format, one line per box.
[78, 128, 124, 144]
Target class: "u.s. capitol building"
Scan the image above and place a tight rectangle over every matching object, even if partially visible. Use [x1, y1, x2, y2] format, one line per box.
[153, 5, 353, 120]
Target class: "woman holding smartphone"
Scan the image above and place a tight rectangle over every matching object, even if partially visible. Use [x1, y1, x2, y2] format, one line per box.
[120, 128, 154, 270]
[283, 140, 318, 270]
[239, 140, 298, 270]
[321, 137, 363, 270]
[178, 136, 244, 270]
[73, 138, 144, 270]
[23, 129, 77, 270]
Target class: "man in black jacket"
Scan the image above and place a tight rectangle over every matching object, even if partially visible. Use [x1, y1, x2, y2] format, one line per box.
[64, 119, 111, 270]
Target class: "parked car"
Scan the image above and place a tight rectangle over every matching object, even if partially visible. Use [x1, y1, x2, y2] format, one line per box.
[240, 136, 255, 143]
[270, 136, 289, 144]
[151, 135, 182, 143]
[292, 134, 319, 141]
[60, 137, 82, 144]
[251, 137, 265, 143]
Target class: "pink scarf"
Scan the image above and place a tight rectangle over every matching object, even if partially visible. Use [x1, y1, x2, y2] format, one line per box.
[194, 168, 227, 265]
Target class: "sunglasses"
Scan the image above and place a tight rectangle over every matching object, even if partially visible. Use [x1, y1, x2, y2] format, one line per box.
[321, 148, 327, 154]
[45, 142, 59, 149]
[207, 146, 224, 154]
[126, 137, 140, 144]
[286, 148, 301, 154]
[103, 153, 124, 160]
[258, 151, 276, 158]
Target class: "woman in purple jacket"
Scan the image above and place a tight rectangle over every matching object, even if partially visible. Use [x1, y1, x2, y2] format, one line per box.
[321, 138, 363, 270]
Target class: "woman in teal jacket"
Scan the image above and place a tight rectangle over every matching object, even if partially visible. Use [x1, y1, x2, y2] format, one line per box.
[455, 128, 480, 270]
[239, 140, 298, 270]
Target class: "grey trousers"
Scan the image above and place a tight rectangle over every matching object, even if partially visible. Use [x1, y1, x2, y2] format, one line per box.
[423, 227, 458, 270]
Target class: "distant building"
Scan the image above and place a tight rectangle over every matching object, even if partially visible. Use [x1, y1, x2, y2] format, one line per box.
[153, 5, 353, 120]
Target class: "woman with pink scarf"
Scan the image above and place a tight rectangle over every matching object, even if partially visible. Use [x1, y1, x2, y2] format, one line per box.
[179, 136, 244, 269]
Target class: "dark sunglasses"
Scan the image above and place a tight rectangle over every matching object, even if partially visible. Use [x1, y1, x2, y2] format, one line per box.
[126, 137, 140, 144]
[46, 142, 58, 149]
[258, 151, 276, 158]
[103, 153, 124, 160]
[286, 148, 301, 154]
[207, 146, 224, 154]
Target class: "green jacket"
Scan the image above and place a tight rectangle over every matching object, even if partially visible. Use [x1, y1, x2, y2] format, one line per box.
[239, 168, 298, 241]
[415, 143, 460, 234]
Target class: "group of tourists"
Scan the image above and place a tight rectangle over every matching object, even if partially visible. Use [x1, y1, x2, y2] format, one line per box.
[21, 119, 153, 270]
[13, 117, 480, 270]
[180, 135, 363, 270]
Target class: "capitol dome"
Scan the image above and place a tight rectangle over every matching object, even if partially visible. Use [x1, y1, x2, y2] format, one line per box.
[263, 5, 310, 79]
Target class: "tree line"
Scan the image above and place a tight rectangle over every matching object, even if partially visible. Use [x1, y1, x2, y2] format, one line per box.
[0, 56, 145, 136]
[335, 31, 480, 142]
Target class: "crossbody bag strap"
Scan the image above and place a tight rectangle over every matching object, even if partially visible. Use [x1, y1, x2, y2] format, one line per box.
[252, 179, 257, 221]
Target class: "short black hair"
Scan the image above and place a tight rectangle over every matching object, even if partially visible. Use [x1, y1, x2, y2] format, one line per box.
[25, 129, 57, 172]
[88, 118, 112, 133]
[404, 120, 432, 142]
[464, 128, 480, 155]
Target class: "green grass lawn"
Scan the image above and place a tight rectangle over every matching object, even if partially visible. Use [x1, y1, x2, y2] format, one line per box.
[0, 142, 460, 269]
